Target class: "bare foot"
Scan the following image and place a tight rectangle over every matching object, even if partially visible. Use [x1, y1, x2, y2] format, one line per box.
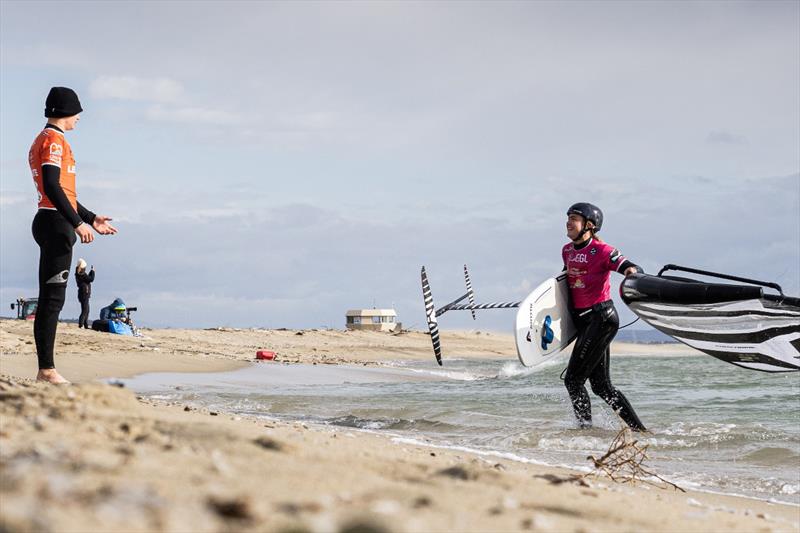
[36, 369, 71, 385]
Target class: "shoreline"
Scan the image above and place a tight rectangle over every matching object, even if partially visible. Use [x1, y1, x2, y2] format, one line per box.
[122, 361, 800, 509]
[141, 381, 800, 511]
[2, 375, 798, 533]
[0, 318, 700, 384]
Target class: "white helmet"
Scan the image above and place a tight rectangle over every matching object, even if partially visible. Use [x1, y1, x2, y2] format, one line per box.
[77, 258, 87, 270]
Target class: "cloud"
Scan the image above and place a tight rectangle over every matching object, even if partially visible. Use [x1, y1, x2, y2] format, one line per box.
[0, 191, 27, 207]
[1, 173, 797, 330]
[2, 2, 798, 330]
[145, 104, 244, 126]
[89, 76, 184, 103]
[0, 43, 91, 69]
[706, 130, 748, 145]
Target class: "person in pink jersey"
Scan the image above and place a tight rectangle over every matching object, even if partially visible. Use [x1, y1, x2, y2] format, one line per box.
[561, 203, 646, 431]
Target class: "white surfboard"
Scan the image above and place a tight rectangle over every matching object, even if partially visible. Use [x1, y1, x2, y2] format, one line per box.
[515, 273, 577, 367]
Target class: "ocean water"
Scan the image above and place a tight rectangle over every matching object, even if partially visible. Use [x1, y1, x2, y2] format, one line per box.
[122, 353, 800, 505]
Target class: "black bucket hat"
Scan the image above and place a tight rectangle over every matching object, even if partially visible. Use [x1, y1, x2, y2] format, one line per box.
[44, 87, 83, 118]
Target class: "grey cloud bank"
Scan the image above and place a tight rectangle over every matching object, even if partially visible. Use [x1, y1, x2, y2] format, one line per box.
[2, 173, 796, 330]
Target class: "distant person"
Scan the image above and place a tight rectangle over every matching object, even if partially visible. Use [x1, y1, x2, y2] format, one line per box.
[99, 297, 127, 321]
[562, 203, 646, 431]
[29, 87, 117, 384]
[75, 258, 94, 329]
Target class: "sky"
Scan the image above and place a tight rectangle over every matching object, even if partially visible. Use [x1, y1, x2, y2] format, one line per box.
[1, 1, 798, 332]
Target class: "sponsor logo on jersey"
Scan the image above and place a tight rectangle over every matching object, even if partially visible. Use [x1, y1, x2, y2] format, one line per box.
[573, 278, 585, 289]
[569, 253, 588, 263]
[49, 143, 63, 156]
[67, 165, 76, 174]
[590, 247, 597, 255]
[610, 249, 621, 263]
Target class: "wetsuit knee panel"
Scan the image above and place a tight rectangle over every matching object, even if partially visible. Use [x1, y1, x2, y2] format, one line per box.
[588, 379, 615, 400]
[39, 286, 67, 311]
[563, 371, 586, 392]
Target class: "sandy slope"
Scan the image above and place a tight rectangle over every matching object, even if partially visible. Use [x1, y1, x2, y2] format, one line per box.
[1, 376, 797, 533]
[3, 318, 795, 533]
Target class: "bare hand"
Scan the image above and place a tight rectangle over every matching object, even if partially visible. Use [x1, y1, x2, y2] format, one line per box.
[92, 215, 118, 235]
[75, 223, 94, 243]
[624, 267, 639, 277]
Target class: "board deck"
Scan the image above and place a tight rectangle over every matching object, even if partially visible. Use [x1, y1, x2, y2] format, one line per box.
[515, 273, 577, 367]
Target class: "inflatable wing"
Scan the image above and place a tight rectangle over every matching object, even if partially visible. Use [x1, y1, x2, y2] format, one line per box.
[621, 265, 800, 373]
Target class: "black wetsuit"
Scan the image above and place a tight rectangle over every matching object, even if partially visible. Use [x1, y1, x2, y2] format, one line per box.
[76, 269, 95, 329]
[31, 124, 95, 370]
[564, 301, 646, 431]
[562, 238, 646, 431]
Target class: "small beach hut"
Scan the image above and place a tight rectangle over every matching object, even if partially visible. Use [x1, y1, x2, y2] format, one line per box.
[345, 308, 400, 332]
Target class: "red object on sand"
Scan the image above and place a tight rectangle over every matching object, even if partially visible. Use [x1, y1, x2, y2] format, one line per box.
[256, 350, 276, 360]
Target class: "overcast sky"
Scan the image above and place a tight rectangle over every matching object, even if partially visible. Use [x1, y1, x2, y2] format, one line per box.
[1, 1, 798, 332]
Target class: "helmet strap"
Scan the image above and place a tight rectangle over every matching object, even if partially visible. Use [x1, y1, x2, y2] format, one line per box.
[573, 219, 594, 243]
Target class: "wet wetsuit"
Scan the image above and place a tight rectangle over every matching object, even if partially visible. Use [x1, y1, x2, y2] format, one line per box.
[561, 238, 646, 431]
[29, 124, 95, 369]
[75, 268, 95, 328]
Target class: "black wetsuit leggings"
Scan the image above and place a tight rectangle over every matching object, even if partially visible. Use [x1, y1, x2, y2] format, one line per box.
[564, 302, 646, 431]
[32, 210, 76, 370]
[78, 298, 90, 329]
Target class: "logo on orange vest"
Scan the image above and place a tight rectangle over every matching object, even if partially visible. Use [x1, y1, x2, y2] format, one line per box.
[49, 143, 63, 156]
[67, 165, 76, 174]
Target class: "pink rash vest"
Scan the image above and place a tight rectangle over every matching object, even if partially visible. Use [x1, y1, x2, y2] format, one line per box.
[562, 238, 628, 309]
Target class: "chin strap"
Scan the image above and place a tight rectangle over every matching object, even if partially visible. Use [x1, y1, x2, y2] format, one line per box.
[573, 226, 595, 244]
[579, 217, 596, 239]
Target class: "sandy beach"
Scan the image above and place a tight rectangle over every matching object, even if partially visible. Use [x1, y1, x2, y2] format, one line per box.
[1, 318, 798, 532]
[0, 318, 700, 382]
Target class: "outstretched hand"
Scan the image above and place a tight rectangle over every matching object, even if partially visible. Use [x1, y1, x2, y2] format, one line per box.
[92, 215, 118, 235]
[75, 223, 94, 243]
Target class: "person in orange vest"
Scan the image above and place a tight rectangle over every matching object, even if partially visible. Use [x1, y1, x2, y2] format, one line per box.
[29, 87, 117, 384]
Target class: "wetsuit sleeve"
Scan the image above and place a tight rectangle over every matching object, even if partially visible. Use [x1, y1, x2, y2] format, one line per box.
[41, 165, 82, 227]
[606, 246, 641, 273]
[88, 270, 95, 282]
[77, 202, 96, 225]
[618, 259, 642, 274]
